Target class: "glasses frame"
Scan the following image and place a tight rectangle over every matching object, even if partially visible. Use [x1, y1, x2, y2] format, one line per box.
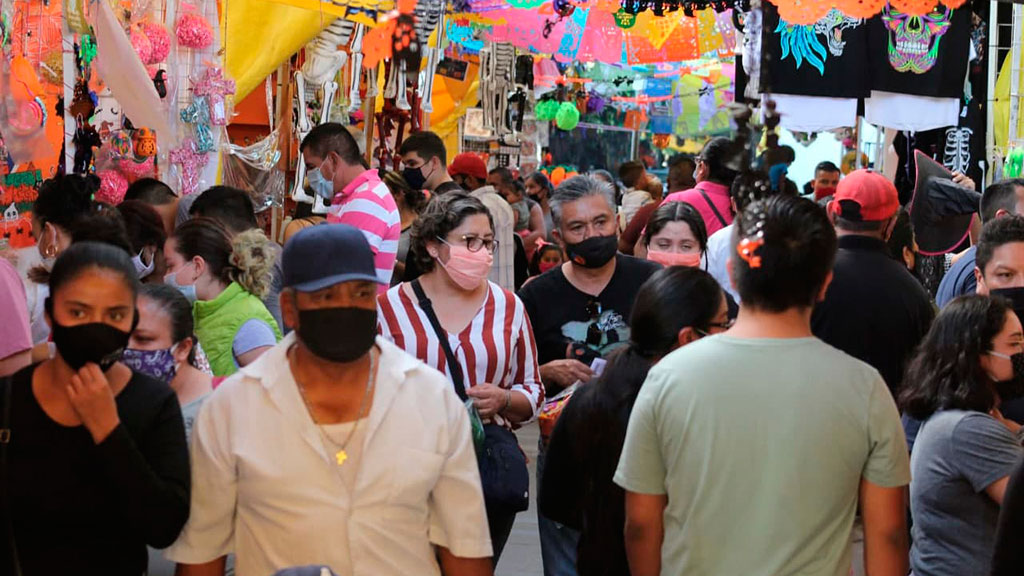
[438, 235, 499, 254]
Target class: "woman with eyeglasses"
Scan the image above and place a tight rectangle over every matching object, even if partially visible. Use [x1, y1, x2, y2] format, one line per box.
[377, 192, 544, 563]
[538, 266, 730, 576]
[898, 295, 1024, 576]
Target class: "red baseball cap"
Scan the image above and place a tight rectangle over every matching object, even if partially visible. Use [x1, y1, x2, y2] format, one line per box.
[829, 169, 899, 222]
[448, 153, 488, 181]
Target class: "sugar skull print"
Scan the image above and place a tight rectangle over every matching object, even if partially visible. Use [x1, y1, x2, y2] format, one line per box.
[882, 3, 953, 74]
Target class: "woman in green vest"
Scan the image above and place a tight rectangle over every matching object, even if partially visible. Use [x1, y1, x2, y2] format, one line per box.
[163, 218, 281, 376]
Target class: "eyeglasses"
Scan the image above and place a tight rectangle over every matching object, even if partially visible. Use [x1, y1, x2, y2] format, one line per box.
[439, 235, 499, 254]
[696, 318, 735, 337]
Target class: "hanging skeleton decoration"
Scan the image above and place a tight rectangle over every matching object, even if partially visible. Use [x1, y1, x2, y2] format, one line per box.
[291, 18, 356, 213]
[415, 0, 444, 113]
[348, 24, 367, 113]
[479, 42, 517, 136]
[943, 127, 973, 175]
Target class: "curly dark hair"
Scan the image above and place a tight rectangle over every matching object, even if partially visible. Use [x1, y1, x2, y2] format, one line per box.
[409, 192, 494, 275]
[899, 294, 1009, 419]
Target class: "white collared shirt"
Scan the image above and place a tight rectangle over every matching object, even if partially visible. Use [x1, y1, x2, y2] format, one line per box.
[470, 186, 516, 291]
[165, 334, 492, 575]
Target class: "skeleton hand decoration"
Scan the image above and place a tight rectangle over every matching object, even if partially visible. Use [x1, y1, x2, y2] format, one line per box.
[301, 18, 356, 86]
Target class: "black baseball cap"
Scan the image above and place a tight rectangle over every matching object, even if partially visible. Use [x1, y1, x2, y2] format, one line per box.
[282, 224, 382, 292]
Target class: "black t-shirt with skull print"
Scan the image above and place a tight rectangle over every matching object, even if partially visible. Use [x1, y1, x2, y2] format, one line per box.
[762, 2, 871, 98]
[868, 3, 970, 98]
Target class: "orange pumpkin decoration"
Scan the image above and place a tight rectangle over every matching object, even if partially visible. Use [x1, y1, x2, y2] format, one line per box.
[134, 128, 158, 158]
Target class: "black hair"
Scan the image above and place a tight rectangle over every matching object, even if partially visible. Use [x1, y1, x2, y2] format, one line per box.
[618, 161, 646, 188]
[139, 283, 198, 365]
[976, 215, 1024, 277]
[124, 178, 177, 205]
[730, 170, 774, 214]
[171, 218, 273, 298]
[300, 122, 366, 168]
[900, 294, 1008, 419]
[529, 244, 563, 275]
[815, 161, 841, 176]
[188, 186, 258, 235]
[49, 240, 139, 302]
[398, 131, 447, 165]
[381, 170, 427, 213]
[69, 204, 133, 255]
[489, 167, 515, 187]
[668, 154, 696, 171]
[643, 201, 708, 253]
[526, 172, 553, 195]
[117, 200, 167, 254]
[700, 137, 740, 185]
[886, 209, 914, 265]
[589, 169, 621, 204]
[980, 178, 1024, 223]
[409, 192, 494, 274]
[33, 174, 97, 230]
[833, 214, 891, 233]
[732, 195, 837, 312]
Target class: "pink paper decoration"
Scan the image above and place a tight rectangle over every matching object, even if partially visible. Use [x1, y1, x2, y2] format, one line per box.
[130, 30, 153, 64]
[142, 22, 172, 63]
[96, 170, 129, 204]
[176, 10, 214, 49]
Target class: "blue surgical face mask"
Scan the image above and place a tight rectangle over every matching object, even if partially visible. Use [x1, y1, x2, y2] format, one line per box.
[164, 264, 198, 304]
[132, 249, 155, 279]
[122, 345, 179, 383]
[307, 167, 335, 200]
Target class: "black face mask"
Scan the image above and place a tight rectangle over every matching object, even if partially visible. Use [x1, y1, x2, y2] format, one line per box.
[992, 352, 1024, 401]
[402, 166, 428, 191]
[565, 234, 618, 269]
[49, 319, 132, 373]
[297, 307, 377, 363]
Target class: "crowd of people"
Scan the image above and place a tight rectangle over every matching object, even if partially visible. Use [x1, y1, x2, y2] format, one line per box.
[1, 123, 1024, 576]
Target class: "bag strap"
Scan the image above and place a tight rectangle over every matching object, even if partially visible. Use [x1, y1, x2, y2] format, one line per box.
[411, 280, 468, 401]
[697, 188, 729, 228]
[1, 376, 22, 576]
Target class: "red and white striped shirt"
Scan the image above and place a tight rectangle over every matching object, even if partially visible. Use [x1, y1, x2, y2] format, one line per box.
[327, 169, 401, 292]
[377, 281, 545, 426]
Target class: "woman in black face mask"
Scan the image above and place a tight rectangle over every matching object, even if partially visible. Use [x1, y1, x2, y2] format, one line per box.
[899, 294, 1024, 576]
[0, 241, 190, 576]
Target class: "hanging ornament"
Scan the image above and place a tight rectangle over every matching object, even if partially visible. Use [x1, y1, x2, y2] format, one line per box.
[535, 99, 560, 121]
[133, 127, 158, 158]
[175, 5, 214, 49]
[96, 170, 129, 204]
[142, 22, 171, 63]
[652, 133, 671, 149]
[555, 101, 580, 131]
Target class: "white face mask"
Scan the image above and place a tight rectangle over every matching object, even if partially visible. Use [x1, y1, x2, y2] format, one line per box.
[132, 249, 155, 279]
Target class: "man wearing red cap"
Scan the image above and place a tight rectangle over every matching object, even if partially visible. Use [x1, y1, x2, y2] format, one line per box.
[812, 169, 934, 394]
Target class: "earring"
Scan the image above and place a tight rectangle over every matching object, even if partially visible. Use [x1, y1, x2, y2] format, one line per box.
[44, 244, 57, 258]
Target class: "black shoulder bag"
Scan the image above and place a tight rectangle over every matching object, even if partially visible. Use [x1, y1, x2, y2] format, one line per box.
[411, 279, 530, 512]
[697, 188, 729, 229]
[1, 377, 23, 576]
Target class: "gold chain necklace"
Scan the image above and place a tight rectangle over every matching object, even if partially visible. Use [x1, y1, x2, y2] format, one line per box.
[291, 346, 377, 466]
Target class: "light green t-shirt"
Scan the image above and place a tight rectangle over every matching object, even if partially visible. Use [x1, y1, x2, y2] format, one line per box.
[614, 335, 910, 576]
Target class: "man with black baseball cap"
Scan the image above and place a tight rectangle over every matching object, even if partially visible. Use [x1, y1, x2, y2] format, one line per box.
[812, 169, 934, 394]
[169, 224, 492, 576]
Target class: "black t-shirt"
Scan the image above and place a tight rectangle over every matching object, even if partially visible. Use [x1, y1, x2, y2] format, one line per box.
[868, 4, 970, 98]
[518, 254, 661, 395]
[811, 235, 935, 393]
[434, 181, 465, 195]
[763, 3, 871, 98]
[0, 365, 190, 576]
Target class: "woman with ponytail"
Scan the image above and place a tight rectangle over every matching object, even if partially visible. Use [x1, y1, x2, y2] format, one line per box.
[163, 218, 281, 376]
[538, 266, 729, 576]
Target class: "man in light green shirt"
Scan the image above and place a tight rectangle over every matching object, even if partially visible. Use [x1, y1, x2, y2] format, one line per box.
[614, 195, 911, 576]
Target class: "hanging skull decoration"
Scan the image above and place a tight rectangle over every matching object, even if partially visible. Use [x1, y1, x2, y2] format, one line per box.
[812, 8, 863, 57]
[881, 4, 953, 74]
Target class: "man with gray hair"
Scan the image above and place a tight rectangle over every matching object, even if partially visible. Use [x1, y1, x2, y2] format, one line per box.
[517, 175, 660, 576]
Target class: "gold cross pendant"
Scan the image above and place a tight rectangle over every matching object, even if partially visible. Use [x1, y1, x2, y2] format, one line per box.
[335, 450, 348, 466]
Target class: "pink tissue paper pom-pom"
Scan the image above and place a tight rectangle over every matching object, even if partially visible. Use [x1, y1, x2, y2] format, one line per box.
[96, 170, 129, 205]
[176, 13, 214, 49]
[118, 156, 156, 181]
[130, 30, 153, 65]
[142, 22, 171, 63]
[147, 65, 159, 79]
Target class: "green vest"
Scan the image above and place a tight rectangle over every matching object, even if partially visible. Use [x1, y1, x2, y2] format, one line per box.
[194, 282, 282, 377]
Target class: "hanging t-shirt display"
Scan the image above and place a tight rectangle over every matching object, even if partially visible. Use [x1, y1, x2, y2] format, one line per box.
[762, 3, 869, 98]
[868, 2, 970, 98]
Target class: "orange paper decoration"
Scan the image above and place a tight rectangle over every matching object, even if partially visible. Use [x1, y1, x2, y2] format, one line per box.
[362, 19, 397, 69]
[770, 0, 966, 23]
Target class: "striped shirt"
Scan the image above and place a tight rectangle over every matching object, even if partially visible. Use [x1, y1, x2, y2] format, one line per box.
[377, 281, 545, 426]
[327, 170, 401, 291]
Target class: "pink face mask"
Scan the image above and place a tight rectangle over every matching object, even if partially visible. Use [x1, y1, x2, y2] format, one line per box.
[647, 250, 702, 268]
[437, 239, 493, 290]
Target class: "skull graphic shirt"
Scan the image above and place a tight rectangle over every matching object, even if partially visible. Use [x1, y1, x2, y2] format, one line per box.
[869, 3, 970, 98]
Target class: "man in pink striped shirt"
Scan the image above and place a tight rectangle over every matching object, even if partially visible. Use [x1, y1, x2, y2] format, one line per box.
[301, 123, 401, 291]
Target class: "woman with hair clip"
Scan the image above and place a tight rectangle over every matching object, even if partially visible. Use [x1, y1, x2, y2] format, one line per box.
[899, 294, 1024, 576]
[0, 241, 190, 575]
[538, 266, 730, 576]
[164, 218, 281, 377]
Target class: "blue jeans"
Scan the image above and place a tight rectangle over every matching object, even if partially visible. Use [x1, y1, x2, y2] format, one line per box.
[537, 440, 581, 576]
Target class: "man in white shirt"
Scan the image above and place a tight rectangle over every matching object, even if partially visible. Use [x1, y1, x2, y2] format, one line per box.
[168, 224, 493, 576]
[448, 153, 517, 291]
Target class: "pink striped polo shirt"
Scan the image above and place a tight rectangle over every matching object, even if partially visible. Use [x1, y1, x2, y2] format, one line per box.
[327, 169, 401, 291]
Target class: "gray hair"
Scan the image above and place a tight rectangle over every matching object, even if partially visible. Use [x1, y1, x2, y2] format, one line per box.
[550, 175, 616, 229]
